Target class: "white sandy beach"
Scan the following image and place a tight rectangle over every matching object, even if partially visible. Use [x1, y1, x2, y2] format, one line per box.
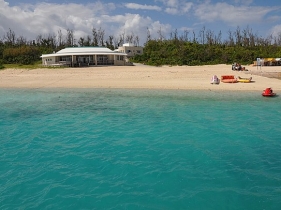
[0, 64, 280, 91]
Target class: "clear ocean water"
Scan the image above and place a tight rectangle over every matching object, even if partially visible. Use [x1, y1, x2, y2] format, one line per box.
[1, 88, 281, 210]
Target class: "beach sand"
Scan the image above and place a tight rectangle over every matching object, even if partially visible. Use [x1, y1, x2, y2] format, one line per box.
[0, 64, 281, 91]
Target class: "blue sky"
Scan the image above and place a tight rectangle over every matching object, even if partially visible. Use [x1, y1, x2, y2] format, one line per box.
[1, 0, 281, 46]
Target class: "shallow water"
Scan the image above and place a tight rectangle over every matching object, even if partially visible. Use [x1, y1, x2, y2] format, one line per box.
[1, 88, 281, 210]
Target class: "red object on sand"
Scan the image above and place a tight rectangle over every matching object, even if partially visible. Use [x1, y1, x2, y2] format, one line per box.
[262, 88, 276, 97]
[221, 75, 237, 83]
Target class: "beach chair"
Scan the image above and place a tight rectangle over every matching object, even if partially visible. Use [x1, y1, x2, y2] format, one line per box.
[211, 75, 220, 84]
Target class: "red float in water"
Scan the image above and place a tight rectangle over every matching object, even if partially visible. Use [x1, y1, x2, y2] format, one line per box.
[262, 88, 276, 97]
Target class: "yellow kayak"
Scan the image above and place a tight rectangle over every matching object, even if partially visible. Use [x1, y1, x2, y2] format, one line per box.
[237, 76, 252, 83]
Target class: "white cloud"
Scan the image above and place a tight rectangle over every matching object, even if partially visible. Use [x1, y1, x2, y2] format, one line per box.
[155, 0, 179, 7]
[166, 0, 179, 8]
[266, 15, 281, 22]
[113, 14, 171, 41]
[179, 26, 194, 32]
[182, 2, 193, 13]
[0, 0, 117, 38]
[271, 24, 281, 38]
[1, 0, 279, 45]
[159, 0, 193, 15]
[149, 21, 172, 40]
[165, 7, 178, 15]
[124, 3, 162, 11]
[194, 2, 277, 26]
[0, 0, 169, 45]
[234, 0, 253, 6]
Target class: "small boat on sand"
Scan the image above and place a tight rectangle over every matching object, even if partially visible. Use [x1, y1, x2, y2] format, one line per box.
[237, 76, 252, 83]
[262, 88, 276, 97]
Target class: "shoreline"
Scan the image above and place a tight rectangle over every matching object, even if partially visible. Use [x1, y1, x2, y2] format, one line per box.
[1, 64, 281, 91]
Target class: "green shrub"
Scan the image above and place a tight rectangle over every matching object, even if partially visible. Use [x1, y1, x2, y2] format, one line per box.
[0, 60, 4, 69]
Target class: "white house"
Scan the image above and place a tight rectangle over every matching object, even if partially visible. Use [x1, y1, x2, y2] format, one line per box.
[115, 43, 143, 61]
[41, 47, 128, 67]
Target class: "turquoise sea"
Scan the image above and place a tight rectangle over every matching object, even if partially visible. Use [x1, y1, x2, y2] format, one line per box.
[1, 88, 281, 210]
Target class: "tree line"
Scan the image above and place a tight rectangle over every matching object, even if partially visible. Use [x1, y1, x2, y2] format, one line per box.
[0, 26, 281, 67]
[0, 27, 140, 66]
[131, 26, 281, 66]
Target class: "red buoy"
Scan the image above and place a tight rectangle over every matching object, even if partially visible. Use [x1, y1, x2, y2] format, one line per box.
[262, 88, 276, 97]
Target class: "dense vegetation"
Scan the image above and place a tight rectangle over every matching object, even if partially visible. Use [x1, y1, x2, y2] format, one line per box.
[131, 27, 281, 66]
[0, 26, 281, 67]
[0, 28, 128, 66]
[131, 39, 281, 66]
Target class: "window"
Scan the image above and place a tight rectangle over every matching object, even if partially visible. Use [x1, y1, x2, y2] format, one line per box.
[60, 56, 71, 61]
[116, 55, 124, 60]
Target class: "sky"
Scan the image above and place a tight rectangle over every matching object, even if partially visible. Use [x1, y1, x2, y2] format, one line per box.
[1, 0, 281, 46]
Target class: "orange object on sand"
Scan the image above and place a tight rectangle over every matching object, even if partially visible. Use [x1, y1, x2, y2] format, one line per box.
[221, 75, 237, 83]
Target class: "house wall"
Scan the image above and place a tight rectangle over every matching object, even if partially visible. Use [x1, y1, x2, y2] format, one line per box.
[42, 53, 127, 66]
[114, 60, 126, 66]
[118, 45, 143, 57]
[42, 56, 56, 66]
